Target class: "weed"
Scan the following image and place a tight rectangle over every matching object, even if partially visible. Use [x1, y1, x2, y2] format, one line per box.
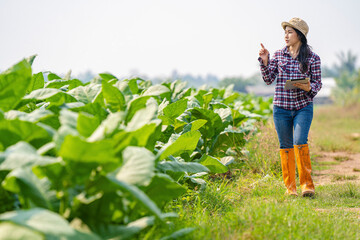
[332, 174, 358, 181]
[334, 156, 350, 162]
[337, 183, 360, 198]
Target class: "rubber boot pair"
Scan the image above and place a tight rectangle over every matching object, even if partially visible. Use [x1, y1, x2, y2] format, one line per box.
[280, 144, 315, 197]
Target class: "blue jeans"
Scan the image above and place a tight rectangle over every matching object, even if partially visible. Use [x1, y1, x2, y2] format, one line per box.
[273, 103, 313, 149]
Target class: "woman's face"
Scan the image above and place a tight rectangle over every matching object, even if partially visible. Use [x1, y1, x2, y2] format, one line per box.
[284, 26, 300, 47]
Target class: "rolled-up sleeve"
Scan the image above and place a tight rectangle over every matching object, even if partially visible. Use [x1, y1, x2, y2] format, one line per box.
[258, 54, 278, 85]
[305, 55, 322, 99]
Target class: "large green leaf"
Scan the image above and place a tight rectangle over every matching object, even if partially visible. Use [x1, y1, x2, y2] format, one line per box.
[59, 109, 78, 130]
[223, 92, 240, 105]
[198, 154, 228, 173]
[0, 119, 51, 148]
[106, 176, 164, 220]
[47, 72, 62, 80]
[99, 72, 117, 82]
[113, 146, 155, 186]
[87, 112, 124, 141]
[160, 227, 196, 240]
[210, 129, 247, 156]
[190, 108, 224, 139]
[142, 84, 170, 96]
[0, 59, 32, 111]
[0, 142, 58, 171]
[45, 79, 83, 90]
[68, 83, 102, 104]
[157, 131, 201, 160]
[127, 78, 140, 94]
[159, 98, 188, 125]
[102, 81, 125, 112]
[0, 222, 43, 240]
[125, 96, 151, 124]
[0, 208, 101, 239]
[126, 99, 158, 131]
[24, 88, 72, 101]
[53, 125, 79, 151]
[170, 80, 188, 100]
[231, 109, 248, 126]
[77, 112, 101, 138]
[92, 216, 155, 240]
[70, 102, 108, 123]
[202, 92, 213, 109]
[25, 54, 37, 66]
[214, 107, 233, 124]
[5, 109, 54, 123]
[2, 167, 57, 210]
[193, 89, 207, 106]
[23, 88, 77, 106]
[59, 135, 118, 164]
[182, 119, 207, 133]
[223, 84, 234, 99]
[163, 98, 188, 119]
[27, 72, 45, 93]
[157, 160, 209, 173]
[144, 174, 186, 207]
[113, 122, 159, 154]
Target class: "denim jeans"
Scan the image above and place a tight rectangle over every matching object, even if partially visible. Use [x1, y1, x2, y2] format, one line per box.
[273, 103, 313, 149]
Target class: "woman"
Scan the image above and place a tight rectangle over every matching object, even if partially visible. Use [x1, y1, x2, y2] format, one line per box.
[258, 17, 322, 197]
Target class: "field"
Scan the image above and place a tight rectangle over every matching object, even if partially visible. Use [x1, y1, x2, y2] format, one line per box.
[0, 57, 359, 239]
[0, 57, 272, 239]
[144, 104, 360, 239]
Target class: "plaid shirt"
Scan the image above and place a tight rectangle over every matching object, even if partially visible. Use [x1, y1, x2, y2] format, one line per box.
[258, 47, 322, 110]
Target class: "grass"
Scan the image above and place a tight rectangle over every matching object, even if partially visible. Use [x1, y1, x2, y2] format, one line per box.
[311, 104, 360, 153]
[145, 177, 360, 240]
[312, 160, 338, 171]
[140, 104, 360, 240]
[332, 174, 358, 181]
[334, 156, 351, 162]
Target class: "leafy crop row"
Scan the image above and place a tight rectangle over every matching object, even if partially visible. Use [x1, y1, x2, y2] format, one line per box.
[0, 56, 272, 239]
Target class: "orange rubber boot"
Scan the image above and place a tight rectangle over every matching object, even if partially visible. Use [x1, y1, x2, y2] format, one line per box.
[294, 144, 315, 197]
[279, 148, 298, 196]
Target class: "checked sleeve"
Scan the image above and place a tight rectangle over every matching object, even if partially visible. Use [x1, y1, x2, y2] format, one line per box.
[305, 55, 322, 99]
[258, 52, 279, 85]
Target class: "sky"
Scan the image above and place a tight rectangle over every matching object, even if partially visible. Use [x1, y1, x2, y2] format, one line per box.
[1, 0, 360, 80]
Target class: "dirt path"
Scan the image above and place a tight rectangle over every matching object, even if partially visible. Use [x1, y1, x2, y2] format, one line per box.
[313, 151, 360, 185]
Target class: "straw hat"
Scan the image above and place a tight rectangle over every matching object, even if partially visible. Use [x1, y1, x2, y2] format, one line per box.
[281, 17, 309, 38]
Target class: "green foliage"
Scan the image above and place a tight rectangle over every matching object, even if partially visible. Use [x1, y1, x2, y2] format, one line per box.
[218, 76, 256, 93]
[323, 50, 358, 78]
[324, 50, 360, 106]
[0, 57, 272, 239]
[332, 70, 360, 106]
[0, 59, 32, 111]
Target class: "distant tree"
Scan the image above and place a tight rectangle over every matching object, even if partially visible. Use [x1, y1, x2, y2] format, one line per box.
[168, 70, 219, 88]
[322, 65, 337, 78]
[323, 50, 358, 78]
[218, 73, 261, 93]
[335, 50, 357, 74]
[329, 50, 360, 106]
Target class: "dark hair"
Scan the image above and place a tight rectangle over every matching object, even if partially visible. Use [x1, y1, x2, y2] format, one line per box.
[294, 28, 311, 73]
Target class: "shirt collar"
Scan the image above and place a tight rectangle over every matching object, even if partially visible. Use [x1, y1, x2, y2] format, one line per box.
[281, 46, 313, 57]
[281, 46, 291, 56]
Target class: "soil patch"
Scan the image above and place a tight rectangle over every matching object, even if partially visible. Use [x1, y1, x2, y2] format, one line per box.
[313, 152, 360, 185]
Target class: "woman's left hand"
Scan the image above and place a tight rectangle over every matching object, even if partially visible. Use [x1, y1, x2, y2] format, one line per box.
[293, 81, 311, 92]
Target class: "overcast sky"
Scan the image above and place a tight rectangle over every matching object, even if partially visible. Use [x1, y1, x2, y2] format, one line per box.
[1, 0, 360, 80]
